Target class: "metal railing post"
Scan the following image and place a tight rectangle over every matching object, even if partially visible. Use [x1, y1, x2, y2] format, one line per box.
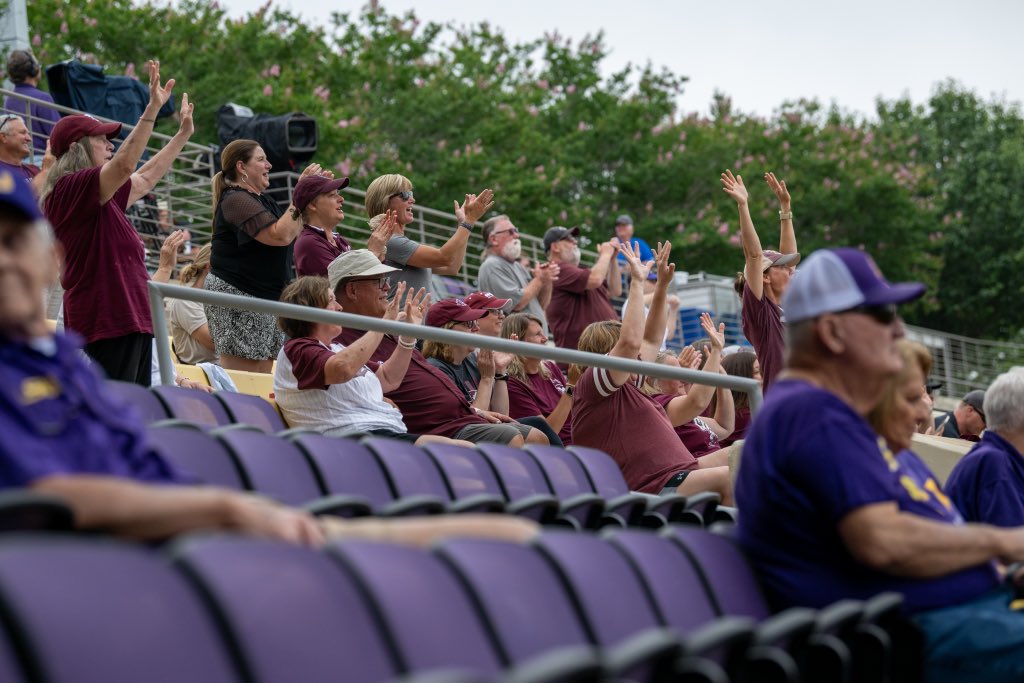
[148, 283, 176, 386]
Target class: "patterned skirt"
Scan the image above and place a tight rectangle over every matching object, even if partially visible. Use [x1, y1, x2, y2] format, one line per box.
[204, 273, 284, 361]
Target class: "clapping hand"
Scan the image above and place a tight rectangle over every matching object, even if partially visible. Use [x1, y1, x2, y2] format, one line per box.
[158, 229, 189, 273]
[699, 312, 726, 351]
[721, 169, 748, 205]
[403, 287, 430, 326]
[368, 210, 398, 259]
[455, 189, 495, 225]
[383, 282, 407, 322]
[677, 345, 701, 371]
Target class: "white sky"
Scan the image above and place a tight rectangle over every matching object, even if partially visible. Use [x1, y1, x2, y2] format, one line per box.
[219, 0, 1023, 119]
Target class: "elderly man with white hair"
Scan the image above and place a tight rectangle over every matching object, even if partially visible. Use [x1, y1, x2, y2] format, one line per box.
[946, 368, 1024, 527]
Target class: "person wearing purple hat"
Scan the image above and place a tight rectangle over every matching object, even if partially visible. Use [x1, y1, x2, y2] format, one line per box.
[292, 174, 395, 278]
[736, 247, 1024, 682]
[722, 169, 800, 392]
[38, 60, 195, 386]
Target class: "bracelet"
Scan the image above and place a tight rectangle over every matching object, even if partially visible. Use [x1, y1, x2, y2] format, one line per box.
[458, 220, 474, 231]
[398, 338, 417, 349]
[139, 117, 157, 123]
[493, 373, 508, 381]
[778, 210, 793, 220]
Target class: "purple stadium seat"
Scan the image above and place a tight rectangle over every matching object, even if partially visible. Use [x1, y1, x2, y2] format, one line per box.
[328, 540, 598, 682]
[364, 437, 505, 514]
[146, 425, 246, 490]
[475, 443, 586, 529]
[0, 537, 240, 682]
[0, 491, 73, 532]
[213, 392, 287, 433]
[213, 429, 324, 506]
[525, 445, 619, 528]
[105, 380, 169, 422]
[0, 619, 24, 683]
[288, 434, 442, 517]
[170, 535, 399, 683]
[151, 384, 231, 428]
[422, 443, 560, 523]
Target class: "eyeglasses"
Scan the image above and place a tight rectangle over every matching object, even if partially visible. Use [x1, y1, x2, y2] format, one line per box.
[389, 190, 414, 202]
[451, 320, 479, 331]
[481, 309, 505, 318]
[349, 276, 391, 290]
[490, 228, 518, 238]
[838, 303, 899, 325]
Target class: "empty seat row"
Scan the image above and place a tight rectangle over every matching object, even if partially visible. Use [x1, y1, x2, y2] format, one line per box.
[0, 528, 915, 683]
[147, 426, 728, 529]
[108, 381, 288, 433]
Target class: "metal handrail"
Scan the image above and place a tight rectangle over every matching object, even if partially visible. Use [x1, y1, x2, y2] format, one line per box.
[148, 281, 764, 415]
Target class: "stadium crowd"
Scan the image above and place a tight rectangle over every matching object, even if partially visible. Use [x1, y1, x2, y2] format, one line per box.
[6, 55, 1024, 680]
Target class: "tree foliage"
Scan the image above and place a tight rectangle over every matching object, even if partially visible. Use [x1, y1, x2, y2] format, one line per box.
[24, 0, 1024, 338]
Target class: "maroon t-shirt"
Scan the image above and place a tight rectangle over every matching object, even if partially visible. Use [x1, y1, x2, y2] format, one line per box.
[294, 225, 351, 277]
[545, 263, 619, 351]
[741, 283, 784, 392]
[572, 365, 698, 493]
[284, 337, 334, 389]
[651, 393, 722, 457]
[506, 361, 573, 445]
[335, 328, 486, 438]
[721, 407, 751, 447]
[44, 167, 153, 343]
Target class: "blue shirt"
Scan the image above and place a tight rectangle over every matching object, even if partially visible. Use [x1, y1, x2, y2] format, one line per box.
[946, 431, 1024, 527]
[615, 237, 654, 263]
[0, 333, 183, 488]
[736, 380, 999, 614]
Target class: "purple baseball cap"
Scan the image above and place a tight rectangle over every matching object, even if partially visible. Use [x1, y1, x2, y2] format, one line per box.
[781, 248, 925, 324]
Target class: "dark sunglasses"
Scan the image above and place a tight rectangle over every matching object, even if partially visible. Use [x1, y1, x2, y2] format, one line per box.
[0, 114, 19, 133]
[389, 190, 414, 202]
[839, 303, 899, 325]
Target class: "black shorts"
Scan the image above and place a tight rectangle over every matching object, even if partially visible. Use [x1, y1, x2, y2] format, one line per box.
[660, 470, 691, 494]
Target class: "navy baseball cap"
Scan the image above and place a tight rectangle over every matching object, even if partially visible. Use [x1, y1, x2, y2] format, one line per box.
[0, 170, 41, 221]
[782, 248, 925, 324]
[543, 225, 580, 252]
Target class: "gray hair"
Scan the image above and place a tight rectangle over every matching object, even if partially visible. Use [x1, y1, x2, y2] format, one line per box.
[0, 114, 25, 134]
[983, 367, 1024, 433]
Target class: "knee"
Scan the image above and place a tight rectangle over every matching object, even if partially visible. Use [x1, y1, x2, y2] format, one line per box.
[508, 434, 525, 447]
[525, 428, 549, 445]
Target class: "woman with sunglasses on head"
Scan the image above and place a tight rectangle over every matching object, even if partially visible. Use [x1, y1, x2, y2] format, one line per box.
[362, 174, 494, 299]
[204, 140, 328, 373]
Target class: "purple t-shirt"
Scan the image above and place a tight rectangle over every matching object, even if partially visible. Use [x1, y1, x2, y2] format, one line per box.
[4, 83, 61, 156]
[44, 167, 153, 343]
[0, 160, 39, 182]
[546, 263, 618, 352]
[506, 361, 573, 445]
[946, 431, 1024, 527]
[293, 224, 351, 278]
[336, 328, 486, 438]
[572, 365, 698, 493]
[651, 393, 721, 457]
[741, 283, 784, 392]
[0, 333, 182, 488]
[736, 379, 999, 614]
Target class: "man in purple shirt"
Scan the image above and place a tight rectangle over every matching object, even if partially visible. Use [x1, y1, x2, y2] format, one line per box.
[946, 369, 1024, 527]
[738, 247, 1024, 682]
[3, 50, 61, 163]
[722, 170, 799, 392]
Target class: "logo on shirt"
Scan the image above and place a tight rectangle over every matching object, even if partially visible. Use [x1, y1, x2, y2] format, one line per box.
[20, 376, 60, 404]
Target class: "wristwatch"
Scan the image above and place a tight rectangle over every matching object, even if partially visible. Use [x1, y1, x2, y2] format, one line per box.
[493, 373, 509, 381]
[564, 384, 574, 397]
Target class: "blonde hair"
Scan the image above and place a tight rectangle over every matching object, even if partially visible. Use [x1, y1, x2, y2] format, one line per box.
[421, 322, 458, 364]
[212, 139, 261, 212]
[501, 313, 549, 383]
[570, 320, 622, 379]
[38, 140, 96, 208]
[178, 244, 212, 285]
[867, 340, 933, 443]
[364, 174, 411, 218]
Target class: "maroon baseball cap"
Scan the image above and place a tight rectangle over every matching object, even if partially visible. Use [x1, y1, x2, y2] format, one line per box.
[424, 298, 488, 328]
[49, 115, 122, 158]
[464, 291, 511, 310]
[292, 175, 350, 214]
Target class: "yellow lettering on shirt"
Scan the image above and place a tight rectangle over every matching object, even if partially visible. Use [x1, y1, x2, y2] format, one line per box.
[924, 478, 954, 512]
[899, 475, 931, 503]
[20, 377, 60, 404]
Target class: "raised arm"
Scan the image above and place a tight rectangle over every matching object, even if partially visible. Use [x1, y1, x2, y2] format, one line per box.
[407, 189, 494, 274]
[604, 241, 652, 387]
[721, 169, 764, 300]
[765, 172, 796, 255]
[151, 229, 188, 283]
[255, 162, 327, 247]
[128, 92, 196, 205]
[375, 286, 430, 392]
[99, 60, 174, 205]
[587, 241, 618, 290]
[641, 241, 675, 363]
[664, 313, 726, 427]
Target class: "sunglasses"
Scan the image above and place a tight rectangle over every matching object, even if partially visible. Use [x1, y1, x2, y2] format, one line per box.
[839, 303, 899, 325]
[0, 114, 18, 133]
[349, 276, 391, 289]
[389, 190, 414, 202]
[450, 320, 480, 330]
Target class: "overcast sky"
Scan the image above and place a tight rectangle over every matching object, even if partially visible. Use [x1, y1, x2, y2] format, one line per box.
[219, 0, 1023, 119]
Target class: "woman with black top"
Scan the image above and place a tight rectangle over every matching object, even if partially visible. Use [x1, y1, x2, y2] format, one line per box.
[204, 139, 324, 372]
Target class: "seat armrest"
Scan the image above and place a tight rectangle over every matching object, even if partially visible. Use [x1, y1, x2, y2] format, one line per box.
[558, 493, 607, 530]
[303, 494, 373, 518]
[378, 495, 447, 517]
[505, 494, 562, 524]
[504, 644, 605, 683]
[604, 627, 683, 682]
[447, 494, 507, 514]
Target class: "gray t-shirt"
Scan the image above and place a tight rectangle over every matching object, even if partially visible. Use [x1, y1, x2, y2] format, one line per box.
[477, 254, 549, 334]
[384, 234, 433, 299]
